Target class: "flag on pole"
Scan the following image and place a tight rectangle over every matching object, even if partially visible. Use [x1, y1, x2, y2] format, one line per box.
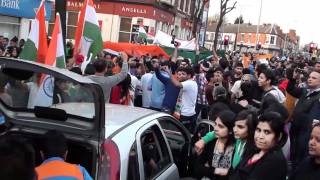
[30, 13, 65, 108]
[138, 26, 147, 40]
[73, 0, 103, 59]
[44, 13, 65, 68]
[20, 0, 48, 63]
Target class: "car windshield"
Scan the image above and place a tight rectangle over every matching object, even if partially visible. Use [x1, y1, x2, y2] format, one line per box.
[0, 68, 95, 119]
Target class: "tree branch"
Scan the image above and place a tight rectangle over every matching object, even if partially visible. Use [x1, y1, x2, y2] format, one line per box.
[226, 2, 237, 14]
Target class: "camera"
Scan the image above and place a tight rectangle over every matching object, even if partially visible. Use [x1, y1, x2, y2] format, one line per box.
[295, 68, 307, 75]
[171, 35, 179, 47]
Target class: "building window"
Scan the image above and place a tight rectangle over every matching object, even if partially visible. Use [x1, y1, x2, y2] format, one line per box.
[184, 0, 188, 13]
[206, 32, 210, 41]
[162, 23, 168, 33]
[49, 11, 79, 40]
[188, 0, 192, 14]
[67, 11, 79, 39]
[248, 34, 251, 43]
[0, 14, 20, 39]
[180, 0, 185, 11]
[211, 33, 215, 41]
[119, 17, 132, 42]
[270, 36, 275, 45]
[241, 33, 244, 42]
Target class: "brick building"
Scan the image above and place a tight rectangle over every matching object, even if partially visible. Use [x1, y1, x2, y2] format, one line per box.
[57, 0, 200, 43]
[205, 22, 299, 56]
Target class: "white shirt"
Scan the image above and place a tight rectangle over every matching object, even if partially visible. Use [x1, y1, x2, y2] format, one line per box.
[140, 73, 153, 108]
[130, 74, 140, 106]
[181, 79, 198, 116]
[231, 80, 242, 99]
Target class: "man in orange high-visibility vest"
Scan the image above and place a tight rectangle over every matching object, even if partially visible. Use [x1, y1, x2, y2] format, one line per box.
[36, 130, 92, 180]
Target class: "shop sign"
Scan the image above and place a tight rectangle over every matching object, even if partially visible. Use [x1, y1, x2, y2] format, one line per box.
[0, 0, 52, 20]
[154, 9, 174, 25]
[67, 0, 101, 10]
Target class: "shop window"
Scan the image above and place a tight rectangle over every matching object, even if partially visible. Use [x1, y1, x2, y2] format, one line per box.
[66, 11, 79, 39]
[48, 11, 79, 40]
[118, 17, 132, 42]
[0, 16, 19, 39]
[120, 17, 132, 32]
[48, 9, 55, 36]
[118, 32, 131, 43]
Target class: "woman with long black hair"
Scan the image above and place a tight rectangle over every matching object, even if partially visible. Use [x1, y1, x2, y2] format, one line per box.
[229, 111, 287, 180]
[193, 110, 236, 180]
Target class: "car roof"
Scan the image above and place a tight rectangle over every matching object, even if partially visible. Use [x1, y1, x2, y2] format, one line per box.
[105, 104, 158, 137]
[0, 58, 95, 84]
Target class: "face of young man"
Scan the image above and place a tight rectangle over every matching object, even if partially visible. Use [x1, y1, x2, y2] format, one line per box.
[314, 63, 320, 73]
[258, 73, 270, 89]
[177, 71, 189, 82]
[307, 72, 320, 89]
[235, 66, 243, 75]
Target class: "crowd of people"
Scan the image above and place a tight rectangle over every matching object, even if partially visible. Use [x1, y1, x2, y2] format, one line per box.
[0, 35, 25, 58]
[61, 43, 320, 179]
[0, 37, 320, 179]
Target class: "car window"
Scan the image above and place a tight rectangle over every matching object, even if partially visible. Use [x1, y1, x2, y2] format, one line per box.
[140, 125, 171, 180]
[159, 118, 191, 177]
[193, 122, 214, 144]
[127, 142, 140, 180]
[159, 118, 187, 150]
[0, 69, 95, 119]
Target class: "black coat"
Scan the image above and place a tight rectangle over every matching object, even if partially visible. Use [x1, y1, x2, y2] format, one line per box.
[289, 157, 320, 180]
[287, 79, 320, 167]
[229, 147, 287, 180]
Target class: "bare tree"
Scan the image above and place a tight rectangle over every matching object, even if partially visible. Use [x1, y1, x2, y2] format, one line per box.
[192, 0, 209, 38]
[213, 0, 237, 51]
[208, 14, 228, 25]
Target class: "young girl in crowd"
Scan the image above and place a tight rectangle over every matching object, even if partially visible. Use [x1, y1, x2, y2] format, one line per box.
[193, 110, 236, 180]
[195, 110, 257, 171]
[229, 111, 287, 180]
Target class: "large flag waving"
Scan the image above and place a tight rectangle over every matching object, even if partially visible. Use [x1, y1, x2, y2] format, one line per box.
[44, 13, 66, 68]
[74, 0, 103, 59]
[29, 13, 65, 108]
[20, 0, 48, 63]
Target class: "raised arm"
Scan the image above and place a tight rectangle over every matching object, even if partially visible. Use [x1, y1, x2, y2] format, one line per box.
[107, 52, 129, 87]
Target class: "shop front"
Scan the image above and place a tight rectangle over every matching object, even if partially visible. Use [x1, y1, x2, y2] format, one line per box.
[67, 0, 175, 43]
[0, 0, 52, 40]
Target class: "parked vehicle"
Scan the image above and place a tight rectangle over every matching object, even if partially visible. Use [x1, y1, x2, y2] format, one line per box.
[0, 57, 213, 180]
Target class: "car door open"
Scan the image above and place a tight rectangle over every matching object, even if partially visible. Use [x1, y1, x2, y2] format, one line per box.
[0, 58, 106, 178]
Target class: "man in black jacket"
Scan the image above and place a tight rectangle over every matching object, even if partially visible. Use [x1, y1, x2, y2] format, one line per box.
[288, 69, 320, 169]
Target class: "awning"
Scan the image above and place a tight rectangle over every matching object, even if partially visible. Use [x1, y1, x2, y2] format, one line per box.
[103, 42, 170, 59]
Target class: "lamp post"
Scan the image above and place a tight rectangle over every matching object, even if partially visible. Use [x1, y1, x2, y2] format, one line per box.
[255, 0, 263, 50]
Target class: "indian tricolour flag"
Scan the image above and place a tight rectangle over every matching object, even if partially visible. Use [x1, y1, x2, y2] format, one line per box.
[138, 26, 148, 41]
[74, 0, 102, 59]
[29, 13, 65, 108]
[19, 0, 47, 63]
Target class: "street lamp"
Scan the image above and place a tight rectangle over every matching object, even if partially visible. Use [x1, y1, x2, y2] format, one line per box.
[255, 0, 263, 50]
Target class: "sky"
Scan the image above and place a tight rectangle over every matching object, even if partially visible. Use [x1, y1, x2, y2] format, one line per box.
[208, 0, 320, 45]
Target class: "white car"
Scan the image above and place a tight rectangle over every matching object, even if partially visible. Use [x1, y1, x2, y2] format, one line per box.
[0, 58, 209, 180]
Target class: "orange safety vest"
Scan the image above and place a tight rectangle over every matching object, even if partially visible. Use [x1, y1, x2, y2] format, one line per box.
[36, 158, 84, 180]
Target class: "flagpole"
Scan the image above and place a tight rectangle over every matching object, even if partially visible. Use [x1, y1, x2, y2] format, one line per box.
[55, 0, 67, 55]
